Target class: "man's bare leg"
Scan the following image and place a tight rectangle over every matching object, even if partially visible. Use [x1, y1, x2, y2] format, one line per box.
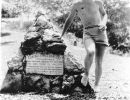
[95, 44, 106, 89]
[81, 36, 95, 86]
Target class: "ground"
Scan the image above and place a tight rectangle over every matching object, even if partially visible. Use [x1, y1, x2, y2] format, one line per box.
[0, 19, 130, 100]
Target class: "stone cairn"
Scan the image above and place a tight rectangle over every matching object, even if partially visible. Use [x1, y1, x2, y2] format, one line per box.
[1, 13, 95, 98]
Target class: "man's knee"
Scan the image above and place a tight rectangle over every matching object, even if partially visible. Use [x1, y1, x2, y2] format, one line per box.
[84, 37, 95, 57]
[96, 60, 102, 67]
[86, 49, 95, 57]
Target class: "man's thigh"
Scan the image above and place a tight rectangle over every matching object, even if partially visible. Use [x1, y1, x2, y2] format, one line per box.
[83, 34, 95, 52]
[95, 43, 106, 60]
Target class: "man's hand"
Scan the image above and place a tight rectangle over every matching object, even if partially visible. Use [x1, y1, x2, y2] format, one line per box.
[99, 25, 106, 32]
[60, 33, 64, 39]
[60, 36, 63, 39]
[60, 31, 67, 39]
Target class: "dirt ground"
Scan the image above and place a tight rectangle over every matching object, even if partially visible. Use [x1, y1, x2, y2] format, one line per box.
[0, 21, 130, 100]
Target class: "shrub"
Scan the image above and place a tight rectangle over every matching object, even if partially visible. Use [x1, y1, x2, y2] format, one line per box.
[55, 13, 83, 38]
[2, 1, 20, 18]
[107, 21, 130, 53]
[55, 13, 69, 26]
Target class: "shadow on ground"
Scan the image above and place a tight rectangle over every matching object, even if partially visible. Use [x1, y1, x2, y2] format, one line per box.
[1, 41, 16, 45]
[1, 32, 11, 37]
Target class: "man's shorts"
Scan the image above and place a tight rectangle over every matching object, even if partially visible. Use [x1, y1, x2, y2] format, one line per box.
[83, 27, 109, 46]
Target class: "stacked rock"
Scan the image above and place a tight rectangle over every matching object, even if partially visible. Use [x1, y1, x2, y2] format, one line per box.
[1, 13, 94, 96]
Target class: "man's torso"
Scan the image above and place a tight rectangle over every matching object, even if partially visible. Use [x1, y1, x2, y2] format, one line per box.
[75, 0, 103, 27]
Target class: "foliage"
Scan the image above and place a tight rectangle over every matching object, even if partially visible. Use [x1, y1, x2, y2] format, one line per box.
[2, 0, 74, 19]
[104, 0, 130, 52]
[55, 13, 83, 38]
[2, 1, 20, 18]
[107, 22, 129, 53]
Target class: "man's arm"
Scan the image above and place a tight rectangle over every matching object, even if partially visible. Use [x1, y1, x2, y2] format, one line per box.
[61, 4, 77, 37]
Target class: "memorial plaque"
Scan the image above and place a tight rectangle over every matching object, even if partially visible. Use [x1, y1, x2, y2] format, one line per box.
[26, 53, 64, 75]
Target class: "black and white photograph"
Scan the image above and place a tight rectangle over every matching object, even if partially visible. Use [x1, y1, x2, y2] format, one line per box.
[0, 0, 130, 99]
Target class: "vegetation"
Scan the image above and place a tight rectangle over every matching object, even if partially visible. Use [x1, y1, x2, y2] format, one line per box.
[104, 0, 130, 53]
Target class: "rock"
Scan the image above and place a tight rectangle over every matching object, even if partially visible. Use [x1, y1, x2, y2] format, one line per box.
[64, 52, 84, 75]
[46, 42, 67, 55]
[27, 26, 37, 33]
[21, 33, 66, 55]
[1, 51, 94, 95]
[24, 32, 40, 40]
[34, 15, 53, 31]
[22, 75, 64, 93]
[1, 51, 86, 94]
[7, 49, 24, 72]
[21, 35, 43, 55]
[0, 71, 22, 93]
[51, 87, 61, 93]
[7, 58, 23, 71]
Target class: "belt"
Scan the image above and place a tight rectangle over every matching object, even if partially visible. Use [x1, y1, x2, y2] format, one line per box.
[85, 25, 100, 29]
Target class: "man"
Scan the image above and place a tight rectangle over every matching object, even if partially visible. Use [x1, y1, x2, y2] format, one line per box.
[61, 0, 109, 92]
